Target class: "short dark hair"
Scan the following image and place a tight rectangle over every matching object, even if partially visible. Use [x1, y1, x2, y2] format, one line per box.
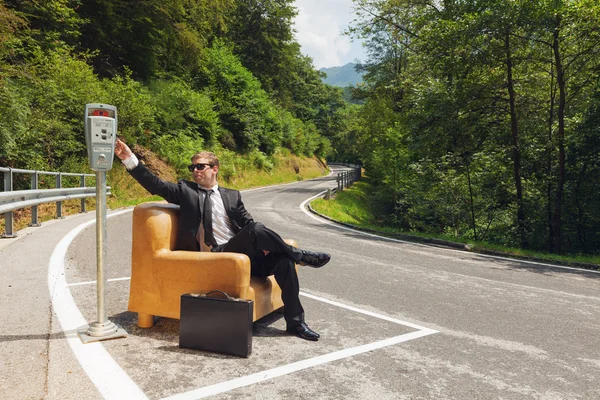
[191, 151, 219, 167]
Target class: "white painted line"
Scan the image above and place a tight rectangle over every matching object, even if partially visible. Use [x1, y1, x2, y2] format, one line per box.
[48, 209, 147, 400]
[162, 330, 436, 400]
[162, 292, 437, 400]
[299, 192, 600, 275]
[67, 277, 131, 287]
[299, 291, 434, 331]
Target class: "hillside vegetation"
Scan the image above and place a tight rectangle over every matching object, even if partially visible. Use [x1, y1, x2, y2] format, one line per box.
[0, 1, 349, 183]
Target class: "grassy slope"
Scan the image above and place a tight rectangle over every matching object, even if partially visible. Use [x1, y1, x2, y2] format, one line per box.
[311, 178, 600, 269]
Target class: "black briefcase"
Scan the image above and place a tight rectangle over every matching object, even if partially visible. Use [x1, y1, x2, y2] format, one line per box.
[179, 291, 253, 357]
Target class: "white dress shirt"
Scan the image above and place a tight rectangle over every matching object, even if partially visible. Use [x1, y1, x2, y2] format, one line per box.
[197, 183, 235, 248]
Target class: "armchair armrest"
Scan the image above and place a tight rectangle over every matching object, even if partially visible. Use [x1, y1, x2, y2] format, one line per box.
[153, 250, 252, 296]
[129, 249, 253, 322]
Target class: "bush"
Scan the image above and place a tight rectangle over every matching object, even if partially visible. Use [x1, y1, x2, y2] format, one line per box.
[101, 71, 156, 146]
[196, 40, 282, 153]
[0, 79, 30, 165]
[249, 150, 274, 171]
[7, 50, 104, 169]
[156, 134, 205, 178]
[149, 79, 219, 145]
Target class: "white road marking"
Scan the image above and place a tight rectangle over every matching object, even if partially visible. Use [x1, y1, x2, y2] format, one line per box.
[55, 270, 439, 399]
[48, 209, 147, 400]
[299, 291, 431, 331]
[54, 202, 437, 400]
[67, 276, 131, 287]
[299, 191, 600, 275]
[161, 291, 438, 400]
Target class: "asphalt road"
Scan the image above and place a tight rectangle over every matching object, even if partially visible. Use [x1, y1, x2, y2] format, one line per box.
[9, 166, 600, 399]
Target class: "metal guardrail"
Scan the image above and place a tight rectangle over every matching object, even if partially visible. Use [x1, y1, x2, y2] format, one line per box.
[329, 163, 362, 191]
[0, 167, 108, 238]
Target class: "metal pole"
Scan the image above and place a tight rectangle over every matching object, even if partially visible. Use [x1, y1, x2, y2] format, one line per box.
[80, 175, 87, 213]
[2, 169, 16, 238]
[56, 173, 63, 219]
[96, 171, 108, 325]
[78, 171, 126, 342]
[30, 172, 40, 227]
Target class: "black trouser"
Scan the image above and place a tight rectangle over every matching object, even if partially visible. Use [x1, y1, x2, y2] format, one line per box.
[212, 222, 304, 327]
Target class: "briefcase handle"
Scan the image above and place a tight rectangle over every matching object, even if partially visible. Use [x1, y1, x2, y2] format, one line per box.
[204, 290, 232, 300]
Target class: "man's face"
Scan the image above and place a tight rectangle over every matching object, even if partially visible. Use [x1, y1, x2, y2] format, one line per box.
[190, 157, 218, 188]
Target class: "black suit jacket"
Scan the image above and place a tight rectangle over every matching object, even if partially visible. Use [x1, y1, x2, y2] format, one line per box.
[129, 163, 254, 251]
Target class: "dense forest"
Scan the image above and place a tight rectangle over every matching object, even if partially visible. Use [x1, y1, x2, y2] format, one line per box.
[331, 0, 600, 255]
[0, 0, 348, 180]
[1, 0, 600, 256]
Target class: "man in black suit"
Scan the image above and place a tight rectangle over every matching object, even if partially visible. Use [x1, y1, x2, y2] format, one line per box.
[114, 139, 330, 341]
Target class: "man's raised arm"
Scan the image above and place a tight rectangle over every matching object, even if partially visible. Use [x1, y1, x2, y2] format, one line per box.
[114, 138, 181, 204]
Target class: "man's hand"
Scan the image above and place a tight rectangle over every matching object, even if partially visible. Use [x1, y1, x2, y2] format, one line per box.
[114, 138, 133, 160]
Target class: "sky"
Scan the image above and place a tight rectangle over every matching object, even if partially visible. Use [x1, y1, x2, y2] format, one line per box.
[293, 0, 366, 69]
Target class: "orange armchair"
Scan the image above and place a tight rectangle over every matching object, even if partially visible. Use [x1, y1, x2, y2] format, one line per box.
[128, 202, 296, 328]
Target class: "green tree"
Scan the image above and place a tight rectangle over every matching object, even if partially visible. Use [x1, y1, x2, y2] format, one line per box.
[3, 0, 82, 50]
[227, 0, 297, 97]
[77, 0, 169, 80]
[195, 40, 281, 154]
[347, 0, 600, 253]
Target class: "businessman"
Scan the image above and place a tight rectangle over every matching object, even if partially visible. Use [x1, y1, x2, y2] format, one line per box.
[114, 139, 330, 341]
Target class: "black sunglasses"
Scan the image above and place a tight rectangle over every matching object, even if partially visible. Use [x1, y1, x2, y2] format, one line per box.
[188, 163, 215, 172]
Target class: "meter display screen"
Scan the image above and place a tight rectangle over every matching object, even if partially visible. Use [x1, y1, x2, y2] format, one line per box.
[88, 109, 115, 118]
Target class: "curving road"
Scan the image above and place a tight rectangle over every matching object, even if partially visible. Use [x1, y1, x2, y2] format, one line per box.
[3, 166, 600, 399]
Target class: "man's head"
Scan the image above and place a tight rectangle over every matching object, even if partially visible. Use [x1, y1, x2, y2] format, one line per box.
[189, 151, 219, 188]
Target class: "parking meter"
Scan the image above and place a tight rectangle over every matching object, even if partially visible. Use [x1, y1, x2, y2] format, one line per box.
[79, 103, 127, 343]
[84, 104, 118, 171]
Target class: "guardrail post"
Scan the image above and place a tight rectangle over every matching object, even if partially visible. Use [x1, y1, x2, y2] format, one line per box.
[2, 168, 16, 238]
[29, 172, 41, 227]
[80, 175, 87, 213]
[56, 173, 63, 219]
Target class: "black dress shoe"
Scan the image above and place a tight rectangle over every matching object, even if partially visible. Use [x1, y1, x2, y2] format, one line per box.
[286, 322, 320, 341]
[299, 250, 331, 268]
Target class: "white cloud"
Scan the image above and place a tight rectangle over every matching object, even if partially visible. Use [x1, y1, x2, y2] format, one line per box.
[293, 0, 365, 69]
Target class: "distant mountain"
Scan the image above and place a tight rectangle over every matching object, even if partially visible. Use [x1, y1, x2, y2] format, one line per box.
[320, 63, 363, 87]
